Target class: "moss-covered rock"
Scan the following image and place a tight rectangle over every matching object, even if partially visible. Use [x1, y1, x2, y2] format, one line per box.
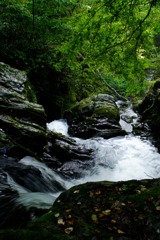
[0, 179, 160, 240]
[64, 94, 126, 139]
[0, 62, 47, 157]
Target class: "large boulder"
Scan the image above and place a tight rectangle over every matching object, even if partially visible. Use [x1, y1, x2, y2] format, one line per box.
[0, 178, 160, 239]
[44, 131, 94, 177]
[64, 94, 126, 139]
[0, 62, 47, 157]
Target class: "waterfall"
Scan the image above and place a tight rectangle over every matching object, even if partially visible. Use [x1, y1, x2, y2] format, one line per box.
[46, 116, 160, 182]
[1, 104, 160, 228]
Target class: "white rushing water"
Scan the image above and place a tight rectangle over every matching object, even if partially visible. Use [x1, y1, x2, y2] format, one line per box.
[14, 112, 160, 209]
[47, 119, 69, 136]
[47, 119, 160, 182]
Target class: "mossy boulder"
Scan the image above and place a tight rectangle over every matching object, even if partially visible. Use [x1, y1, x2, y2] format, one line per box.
[0, 62, 47, 157]
[1, 178, 160, 240]
[64, 94, 126, 139]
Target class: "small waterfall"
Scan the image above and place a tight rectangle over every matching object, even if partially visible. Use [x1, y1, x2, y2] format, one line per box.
[116, 100, 138, 133]
[1, 103, 160, 228]
[47, 119, 69, 136]
[74, 135, 160, 181]
[47, 118, 160, 182]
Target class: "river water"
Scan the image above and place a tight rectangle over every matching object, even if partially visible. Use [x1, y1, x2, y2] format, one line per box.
[7, 103, 160, 210]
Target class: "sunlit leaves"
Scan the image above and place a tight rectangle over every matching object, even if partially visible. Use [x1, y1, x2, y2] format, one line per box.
[1, 0, 160, 99]
[60, 0, 160, 97]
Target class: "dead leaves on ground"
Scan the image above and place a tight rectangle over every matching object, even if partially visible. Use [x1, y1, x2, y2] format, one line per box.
[54, 186, 128, 236]
[53, 182, 160, 237]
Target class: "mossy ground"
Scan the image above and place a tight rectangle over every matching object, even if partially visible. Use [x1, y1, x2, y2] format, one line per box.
[0, 179, 160, 240]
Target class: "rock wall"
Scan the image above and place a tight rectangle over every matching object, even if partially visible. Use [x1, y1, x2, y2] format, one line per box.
[0, 62, 47, 157]
[138, 79, 160, 151]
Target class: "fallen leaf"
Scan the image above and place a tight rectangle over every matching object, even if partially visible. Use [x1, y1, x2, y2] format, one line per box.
[111, 219, 116, 224]
[102, 209, 111, 215]
[117, 229, 125, 234]
[65, 209, 71, 213]
[55, 213, 60, 218]
[67, 219, 74, 225]
[64, 227, 73, 234]
[95, 190, 101, 195]
[90, 191, 94, 198]
[91, 214, 98, 222]
[58, 218, 65, 225]
[94, 207, 100, 212]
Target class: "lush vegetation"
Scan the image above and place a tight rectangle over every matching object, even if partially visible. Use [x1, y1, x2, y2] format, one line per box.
[0, 0, 160, 106]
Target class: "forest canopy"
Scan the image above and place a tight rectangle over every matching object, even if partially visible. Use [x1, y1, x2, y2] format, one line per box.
[0, 0, 160, 99]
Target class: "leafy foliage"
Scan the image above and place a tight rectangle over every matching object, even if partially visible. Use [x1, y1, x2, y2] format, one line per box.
[0, 0, 160, 103]
[60, 0, 160, 97]
[0, 0, 74, 69]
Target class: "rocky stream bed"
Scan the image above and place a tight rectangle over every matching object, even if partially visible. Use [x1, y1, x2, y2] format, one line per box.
[0, 62, 160, 239]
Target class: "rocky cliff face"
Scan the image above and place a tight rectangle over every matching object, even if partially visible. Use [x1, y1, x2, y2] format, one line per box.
[138, 79, 160, 151]
[0, 62, 47, 158]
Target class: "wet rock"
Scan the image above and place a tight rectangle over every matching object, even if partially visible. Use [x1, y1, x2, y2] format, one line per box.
[0, 162, 32, 229]
[58, 159, 94, 178]
[64, 94, 126, 139]
[46, 132, 93, 164]
[0, 167, 47, 229]
[0, 62, 27, 94]
[4, 163, 64, 193]
[0, 62, 47, 157]
[0, 154, 64, 229]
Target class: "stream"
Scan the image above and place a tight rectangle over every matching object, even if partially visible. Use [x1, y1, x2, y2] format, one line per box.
[0, 102, 160, 227]
[1, 102, 160, 220]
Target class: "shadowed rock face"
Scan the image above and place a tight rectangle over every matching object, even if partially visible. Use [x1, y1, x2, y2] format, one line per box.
[64, 94, 126, 139]
[138, 79, 160, 151]
[0, 62, 27, 94]
[0, 62, 47, 157]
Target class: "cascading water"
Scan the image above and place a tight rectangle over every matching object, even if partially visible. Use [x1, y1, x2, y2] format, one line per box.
[47, 118, 160, 182]
[17, 105, 160, 208]
[1, 102, 160, 228]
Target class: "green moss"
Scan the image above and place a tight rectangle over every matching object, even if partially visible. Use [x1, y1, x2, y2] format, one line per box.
[93, 104, 119, 120]
[1, 180, 160, 239]
[26, 83, 37, 103]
